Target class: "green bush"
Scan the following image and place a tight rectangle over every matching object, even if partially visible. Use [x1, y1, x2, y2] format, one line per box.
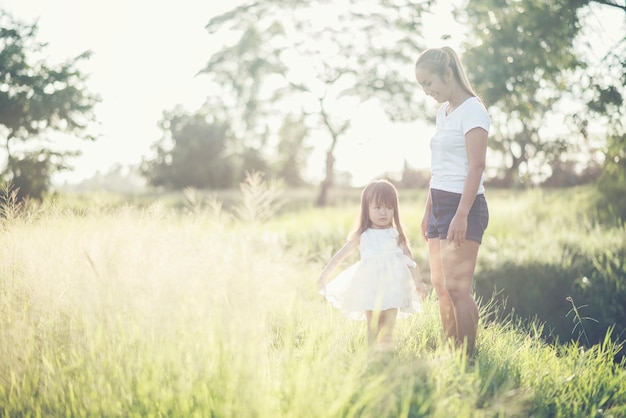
[597, 133, 626, 222]
[474, 188, 626, 355]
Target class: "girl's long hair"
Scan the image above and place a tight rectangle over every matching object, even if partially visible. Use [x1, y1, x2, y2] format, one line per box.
[414, 46, 483, 104]
[348, 179, 408, 246]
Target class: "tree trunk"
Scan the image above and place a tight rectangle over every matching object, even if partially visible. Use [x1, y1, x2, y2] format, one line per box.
[315, 150, 335, 206]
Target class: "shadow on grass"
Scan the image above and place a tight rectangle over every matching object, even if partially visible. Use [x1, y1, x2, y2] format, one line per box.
[475, 260, 626, 360]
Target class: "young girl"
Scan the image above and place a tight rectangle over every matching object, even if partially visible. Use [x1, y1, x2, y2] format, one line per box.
[317, 179, 428, 349]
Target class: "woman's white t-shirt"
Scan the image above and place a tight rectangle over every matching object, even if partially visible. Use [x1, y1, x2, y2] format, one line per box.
[429, 96, 490, 194]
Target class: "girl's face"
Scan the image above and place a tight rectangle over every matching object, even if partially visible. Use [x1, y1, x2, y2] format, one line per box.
[415, 67, 452, 103]
[368, 200, 394, 229]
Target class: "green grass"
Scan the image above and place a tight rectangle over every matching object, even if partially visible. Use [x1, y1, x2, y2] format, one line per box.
[0, 184, 625, 417]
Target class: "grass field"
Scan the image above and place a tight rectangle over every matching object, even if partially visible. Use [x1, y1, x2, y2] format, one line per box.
[1, 180, 625, 417]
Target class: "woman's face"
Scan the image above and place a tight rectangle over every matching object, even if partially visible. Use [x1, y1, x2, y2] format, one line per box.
[415, 67, 452, 103]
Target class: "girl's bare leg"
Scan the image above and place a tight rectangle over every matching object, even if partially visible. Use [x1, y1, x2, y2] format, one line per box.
[365, 310, 378, 347]
[440, 241, 480, 354]
[428, 238, 457, 340]
[377, 309, 398, 349]
[366, 309, 398, 349]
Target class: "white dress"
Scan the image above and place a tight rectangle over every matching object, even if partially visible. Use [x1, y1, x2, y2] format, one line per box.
[321, 228, 421, 320]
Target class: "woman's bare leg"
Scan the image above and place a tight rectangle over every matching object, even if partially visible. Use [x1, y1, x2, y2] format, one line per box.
[440, 240, 480, 353]
[428, 238, 456, 340]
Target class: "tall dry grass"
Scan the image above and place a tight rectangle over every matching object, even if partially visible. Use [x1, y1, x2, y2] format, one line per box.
[0, 178, 625, 417]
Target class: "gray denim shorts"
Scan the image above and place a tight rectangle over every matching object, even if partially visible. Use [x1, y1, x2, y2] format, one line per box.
[427, 189, 489, 244]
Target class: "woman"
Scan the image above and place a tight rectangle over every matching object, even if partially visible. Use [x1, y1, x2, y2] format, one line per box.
[414, 46, 490, 354]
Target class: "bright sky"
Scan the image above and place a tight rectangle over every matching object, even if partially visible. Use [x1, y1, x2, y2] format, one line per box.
[3, 1, 622, 188]
[2, 0, 466, 188]
[2, 0, 242, 186]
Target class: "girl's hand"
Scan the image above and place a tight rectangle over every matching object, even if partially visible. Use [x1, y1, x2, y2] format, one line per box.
[317, 275, 327, 291]
[414, 280, 428, 301]
[409, 266, 427, 301]
[446, 214, 467, 248]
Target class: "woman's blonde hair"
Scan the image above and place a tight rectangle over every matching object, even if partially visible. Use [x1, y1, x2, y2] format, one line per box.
[349, 179, 408, 246]
[415, 46, 479, 99]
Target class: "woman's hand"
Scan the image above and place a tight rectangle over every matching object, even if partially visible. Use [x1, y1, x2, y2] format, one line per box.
[446, 214, 467, 248]
[420, 212, 430, 242]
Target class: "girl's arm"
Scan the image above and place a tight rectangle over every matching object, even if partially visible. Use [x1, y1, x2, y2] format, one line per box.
[317, 238, 359, 290]
[447, 126, 488, 246]
[402, 242, 428, 300]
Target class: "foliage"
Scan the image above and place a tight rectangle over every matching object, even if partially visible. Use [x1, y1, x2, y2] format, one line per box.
[459, 0, 625, 221]
[201, 0, 432, 205]
[472, 187, 626, 354]
[144, 105, 313, 190]
[142, 106, 237, 189]
[274, 113, 311, 187]
[7, 148, 78, 201]
[586, 43, 626, 221]
[0, 12, 99, 201]
[596, 132, 626, 221]
[1, 184, 626, 416]
[461, 0, 587, 186]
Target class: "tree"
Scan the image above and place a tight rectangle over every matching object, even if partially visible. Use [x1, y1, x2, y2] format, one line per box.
[142, 106, 237, 189]
[274, 114, 311, 187]
[0, 12, 99, 201]
[460, 0, 625, 187]
[202, 0, 432, 205]
[588, 44, 626, 220]
[461, 0, 587, 186]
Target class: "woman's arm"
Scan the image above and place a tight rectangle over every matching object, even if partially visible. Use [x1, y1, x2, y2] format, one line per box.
[421, 188, 433, 242]
[446, 126, 488, 246]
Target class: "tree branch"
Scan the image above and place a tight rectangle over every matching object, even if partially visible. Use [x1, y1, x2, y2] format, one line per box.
[591, 0, 626, 13]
